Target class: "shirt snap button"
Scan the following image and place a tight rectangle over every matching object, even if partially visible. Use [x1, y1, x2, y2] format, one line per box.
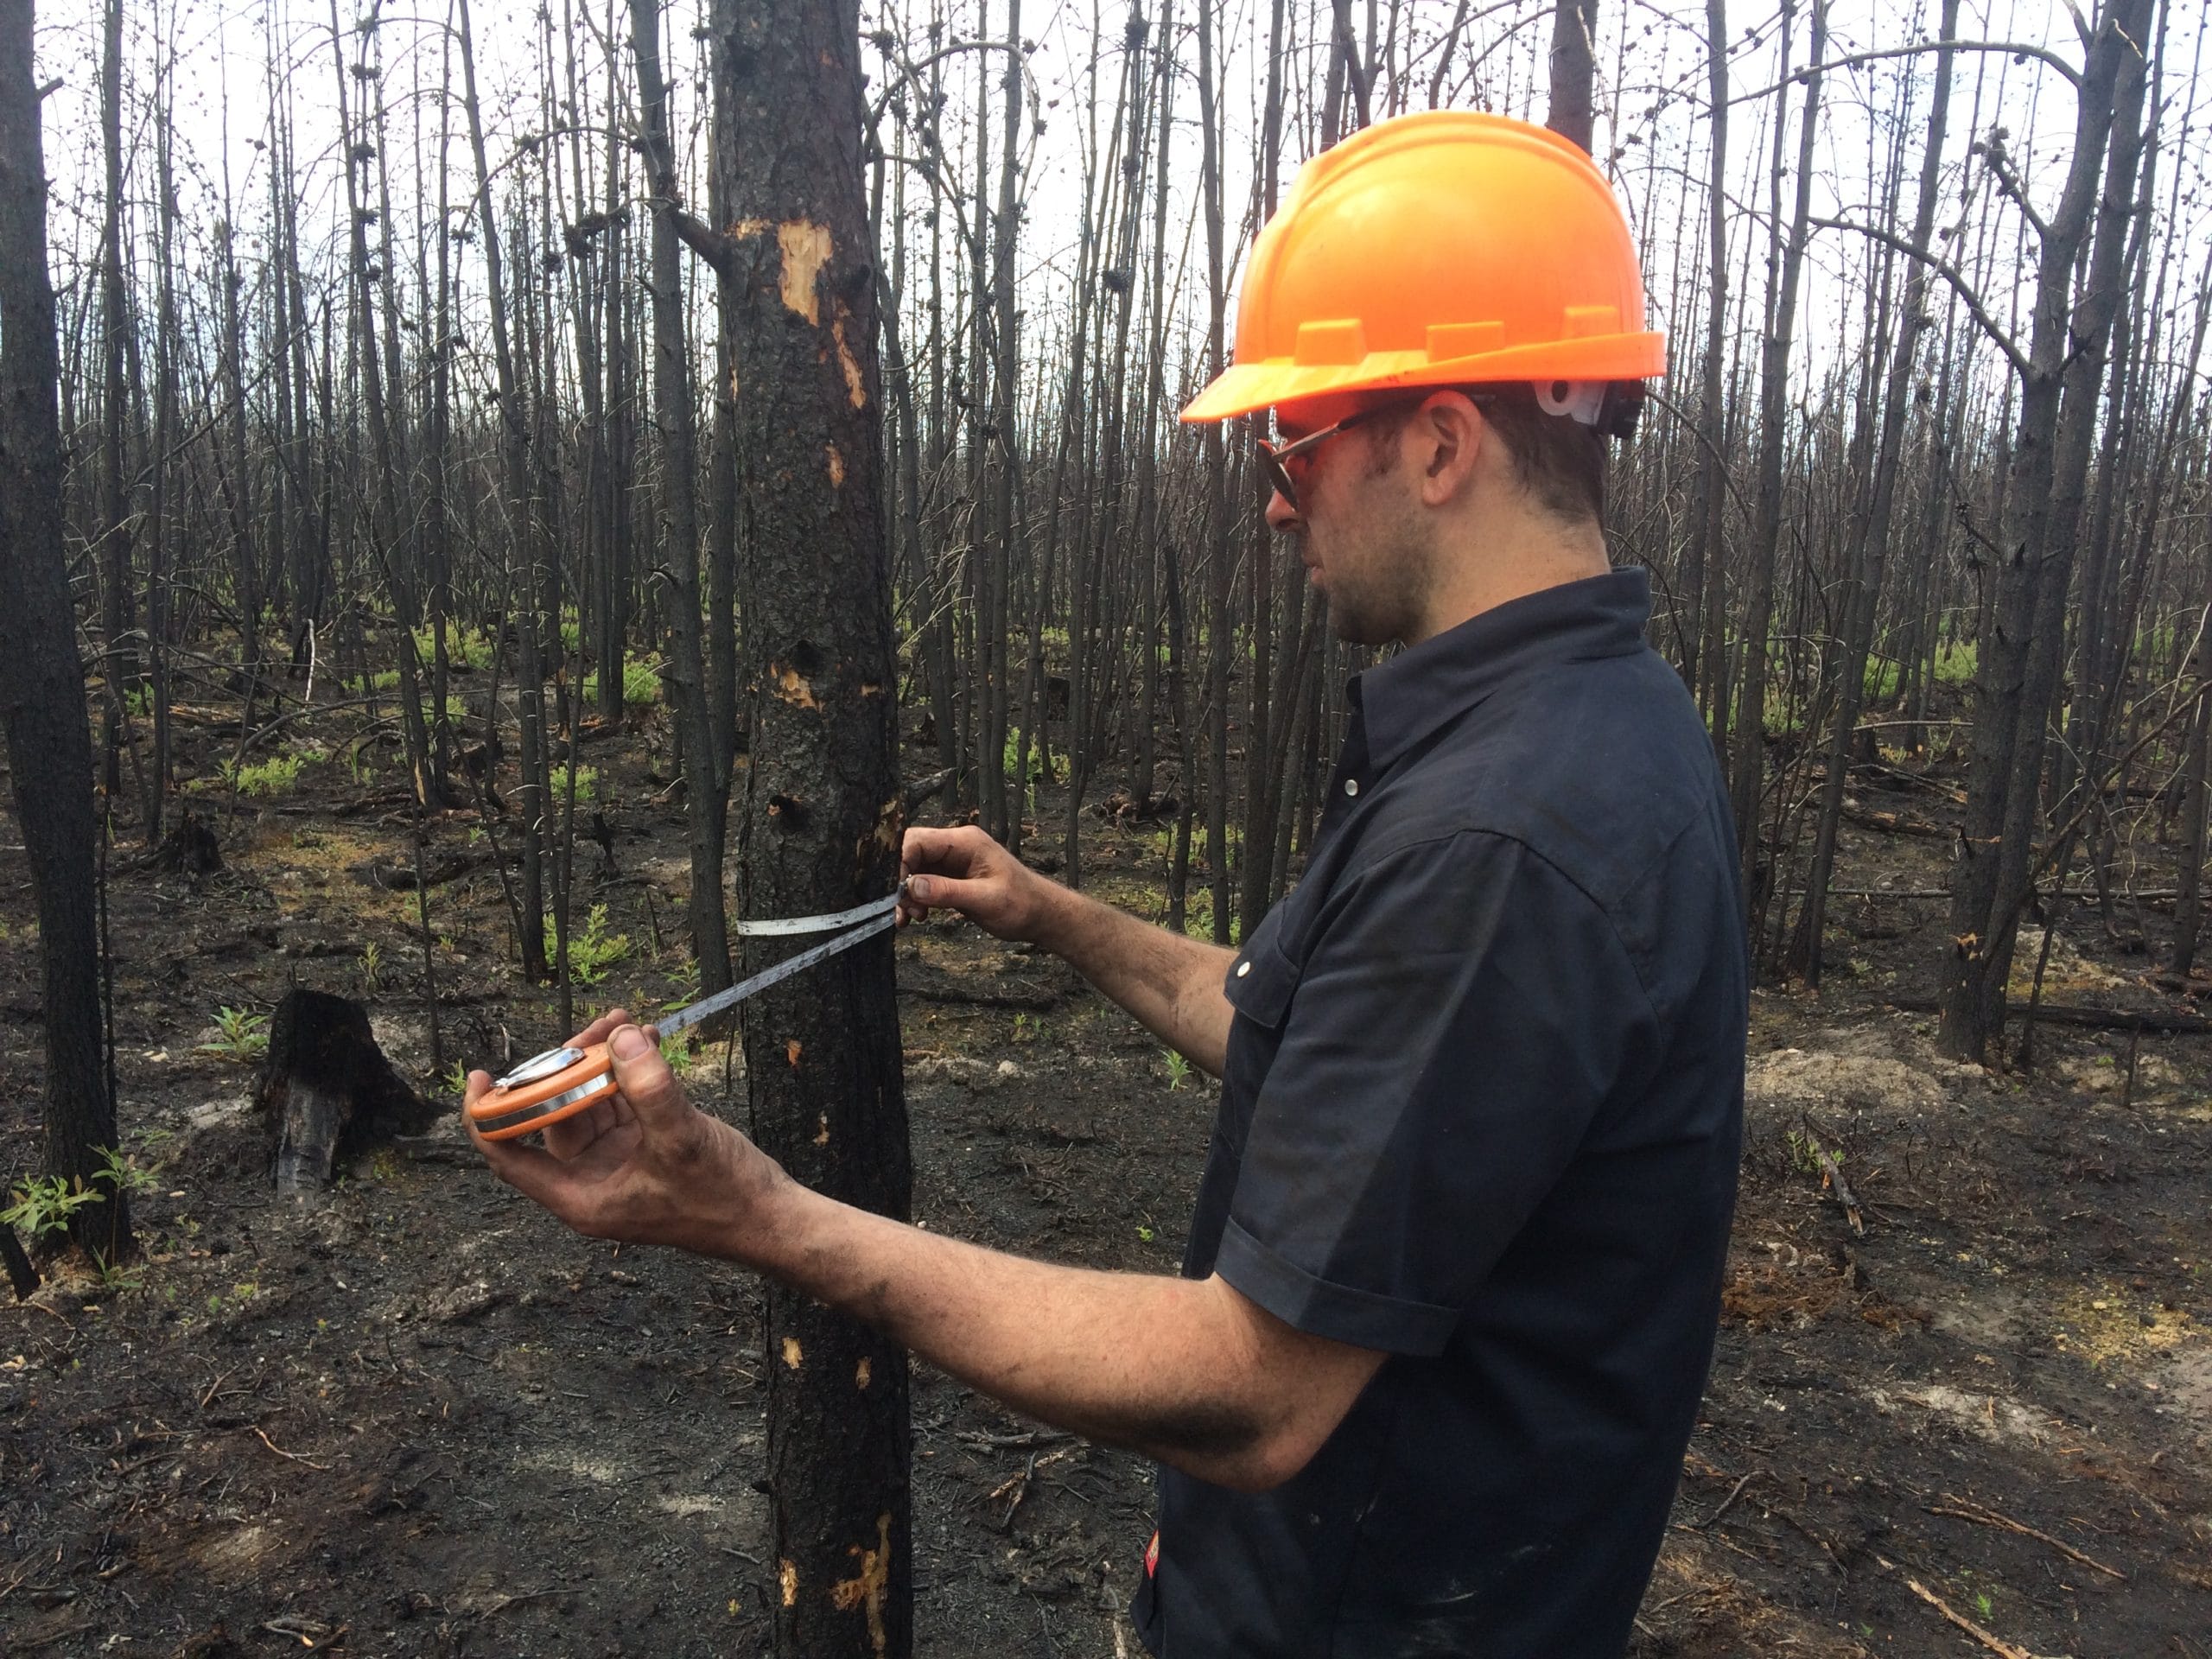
[1235, 961, 1251, 977]
[1344, 779, 1360, 798]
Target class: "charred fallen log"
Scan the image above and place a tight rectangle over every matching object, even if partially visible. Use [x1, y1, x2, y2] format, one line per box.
[255, 990, 437, 1196]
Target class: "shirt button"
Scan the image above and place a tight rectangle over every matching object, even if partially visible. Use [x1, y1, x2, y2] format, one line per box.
[1235, 961, 1251, 977]
[1344, 779, 1360, 798]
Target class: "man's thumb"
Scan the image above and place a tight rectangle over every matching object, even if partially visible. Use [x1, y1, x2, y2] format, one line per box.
[609, 1024, 683, 1117]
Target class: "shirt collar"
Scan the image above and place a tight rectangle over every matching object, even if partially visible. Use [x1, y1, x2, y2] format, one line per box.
[1357, 568, 1655, 772]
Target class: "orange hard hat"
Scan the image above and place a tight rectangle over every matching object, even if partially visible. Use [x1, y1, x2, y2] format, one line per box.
[1180, 111, 1664, 425]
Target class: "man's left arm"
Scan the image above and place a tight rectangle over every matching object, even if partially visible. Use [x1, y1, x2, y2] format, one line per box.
[469, 1015, 1383, 1493]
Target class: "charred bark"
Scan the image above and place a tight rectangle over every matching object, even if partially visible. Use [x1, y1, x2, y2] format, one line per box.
[0, 0, 130, 1262]
[710, 1, 912, 1653]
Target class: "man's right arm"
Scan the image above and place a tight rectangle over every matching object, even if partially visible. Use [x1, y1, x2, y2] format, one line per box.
[901, 825, 1237, 1077]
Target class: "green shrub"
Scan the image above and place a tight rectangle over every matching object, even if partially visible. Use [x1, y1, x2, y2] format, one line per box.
[412, 622, 497, 671]
[195, 1005, 270, 1063]
[549, 761, 600, 803]
[556, 904, 630, 985]
[1934, 641, 1976, 685]
[583, 657, 664, 708]
[223, 753, 303, 797]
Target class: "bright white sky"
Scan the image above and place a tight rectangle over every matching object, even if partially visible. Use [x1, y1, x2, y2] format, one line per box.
[26, 0, 2212, 429]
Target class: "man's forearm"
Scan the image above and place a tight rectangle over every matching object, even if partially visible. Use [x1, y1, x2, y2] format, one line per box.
[1032, 882, 1236, 1076]
[739, 1173, 1318, 1491]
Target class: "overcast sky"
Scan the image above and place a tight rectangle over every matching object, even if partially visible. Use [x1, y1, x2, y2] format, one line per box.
[26, 1, 2212, 421]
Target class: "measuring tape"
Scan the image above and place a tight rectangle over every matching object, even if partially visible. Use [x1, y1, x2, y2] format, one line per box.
[466, 889, 902, 1141]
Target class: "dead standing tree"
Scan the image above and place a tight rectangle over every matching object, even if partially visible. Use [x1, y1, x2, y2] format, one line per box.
[0, 0, 132, 1262]
[708, 0, 912, 1653]
[632, 0, 734, 1001]
[1940, 0, 2156, 1061]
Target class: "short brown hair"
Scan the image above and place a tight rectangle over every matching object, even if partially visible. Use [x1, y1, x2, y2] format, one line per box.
[1470, 385, 1607, 524]
[1363, 383, 1621, 524]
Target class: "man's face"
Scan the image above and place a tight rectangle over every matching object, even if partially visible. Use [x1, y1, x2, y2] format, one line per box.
[1265, 395, 1433, 648]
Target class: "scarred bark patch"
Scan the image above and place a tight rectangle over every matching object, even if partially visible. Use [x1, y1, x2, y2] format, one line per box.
[830, 1511, 893, 1655]
[777, 220, 832, 324]
[833, 302, 868, 408]
[772, 662, 820, 709]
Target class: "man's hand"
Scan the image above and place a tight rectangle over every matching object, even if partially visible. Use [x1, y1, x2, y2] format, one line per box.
[899, 824, 1062, 944]
[463, 1008, 784, 1259]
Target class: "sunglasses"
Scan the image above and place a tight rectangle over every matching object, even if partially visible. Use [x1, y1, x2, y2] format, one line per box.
[1255, 392, 1497, 512]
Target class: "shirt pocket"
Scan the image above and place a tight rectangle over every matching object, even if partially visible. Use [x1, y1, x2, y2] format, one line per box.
[1224, 932, 1303, 1030]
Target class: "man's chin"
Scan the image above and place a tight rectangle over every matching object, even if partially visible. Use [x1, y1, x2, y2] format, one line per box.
[1325, 604, 1395, 650]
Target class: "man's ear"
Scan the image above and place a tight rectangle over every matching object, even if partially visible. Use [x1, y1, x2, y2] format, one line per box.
[1412, 392, 1485, 507]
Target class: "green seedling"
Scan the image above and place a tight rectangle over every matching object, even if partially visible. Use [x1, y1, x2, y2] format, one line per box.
[359, 939, 385, 993]
[2, 1174, 102, 1239]
[1162, 1048, 1192, 1091]
[93, 1146, 160, 1200]
[563, 904, 630, 986]
[222, 753, 304, 797]
[197, 1006, 270, 1064]
[1784, 1128, 1841, 1178]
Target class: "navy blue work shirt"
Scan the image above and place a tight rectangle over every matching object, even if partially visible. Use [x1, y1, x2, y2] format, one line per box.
[1131, 569, 1746, 1658]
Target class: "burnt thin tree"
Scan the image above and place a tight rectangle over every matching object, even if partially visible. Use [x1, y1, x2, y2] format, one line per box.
[0, 0, 131, 1263]
[709, 0, 912, 1654]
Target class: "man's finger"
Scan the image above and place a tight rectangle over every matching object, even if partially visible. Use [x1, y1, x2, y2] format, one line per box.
[476, 1134, 595, 1225]
[569, 1007, 630, 1050]
[607, 1023, 688, 1124]
[904, 872, 984, 914]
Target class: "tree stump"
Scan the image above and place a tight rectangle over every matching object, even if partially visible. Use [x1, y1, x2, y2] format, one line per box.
[152, 808, 223, 876]
[255, 990, 436, 1196]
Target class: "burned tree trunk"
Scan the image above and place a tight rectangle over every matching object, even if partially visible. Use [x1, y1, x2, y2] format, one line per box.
[256, 991, 435, 1196]
[632, 0, 734, 1002]
[0, 0, 130, 1266]
[709, 2, 912, 1655]
[1939, 0, 2156, 1060]
[1545, 0, 1599, 154]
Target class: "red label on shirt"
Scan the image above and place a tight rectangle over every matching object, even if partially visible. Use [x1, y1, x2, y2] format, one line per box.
[1144, 1529, 1160, 1578]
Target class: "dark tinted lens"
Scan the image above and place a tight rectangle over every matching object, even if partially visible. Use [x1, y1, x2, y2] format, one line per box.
[1256, 442, 1300, 510]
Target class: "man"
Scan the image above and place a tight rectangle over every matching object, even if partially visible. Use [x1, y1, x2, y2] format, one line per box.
[469, 111, 1745, 1656]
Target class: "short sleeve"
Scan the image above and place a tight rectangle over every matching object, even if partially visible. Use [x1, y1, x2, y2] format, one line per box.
[1214, 831, 1657, 1356]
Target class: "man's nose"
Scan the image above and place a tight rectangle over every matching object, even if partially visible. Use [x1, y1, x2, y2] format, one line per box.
[1265, 489, 1301, 532]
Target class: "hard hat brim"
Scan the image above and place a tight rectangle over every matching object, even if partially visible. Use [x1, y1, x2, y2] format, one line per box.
[1179, 332, 1669, 424]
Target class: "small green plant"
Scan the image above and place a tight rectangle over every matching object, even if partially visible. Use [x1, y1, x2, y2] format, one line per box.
[92, 1146, 160, 1201]
[358, 939, 385, 993]
[1162, 1048, 1192, 1091]
[583, 656, 665, 708]
[662, 953, 702, 1012]
[443, 1060, 470, 1096]
[2, 1173, 102, 1239]
[222, 752, 304, 798]
[1974, 1590, 1993, 1622]
[413, 621, 497, 671]
[1934, 639, 1977, 685]
[1784, 1128, 1840, 1177]
[549, 761, 600, 804]
[122, 683, 155, 718]
[661, 1030, 696, 1076]
[196, 1006, 270, 1064]
[558, 904, 630, 985]
[1135, 1223, 1156, 1243]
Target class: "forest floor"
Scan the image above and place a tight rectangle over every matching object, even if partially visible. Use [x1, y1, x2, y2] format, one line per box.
[3, 679, 2209, 1659]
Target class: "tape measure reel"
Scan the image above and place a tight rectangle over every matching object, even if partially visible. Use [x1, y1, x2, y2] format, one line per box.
[467, 1043, 619, 1141]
